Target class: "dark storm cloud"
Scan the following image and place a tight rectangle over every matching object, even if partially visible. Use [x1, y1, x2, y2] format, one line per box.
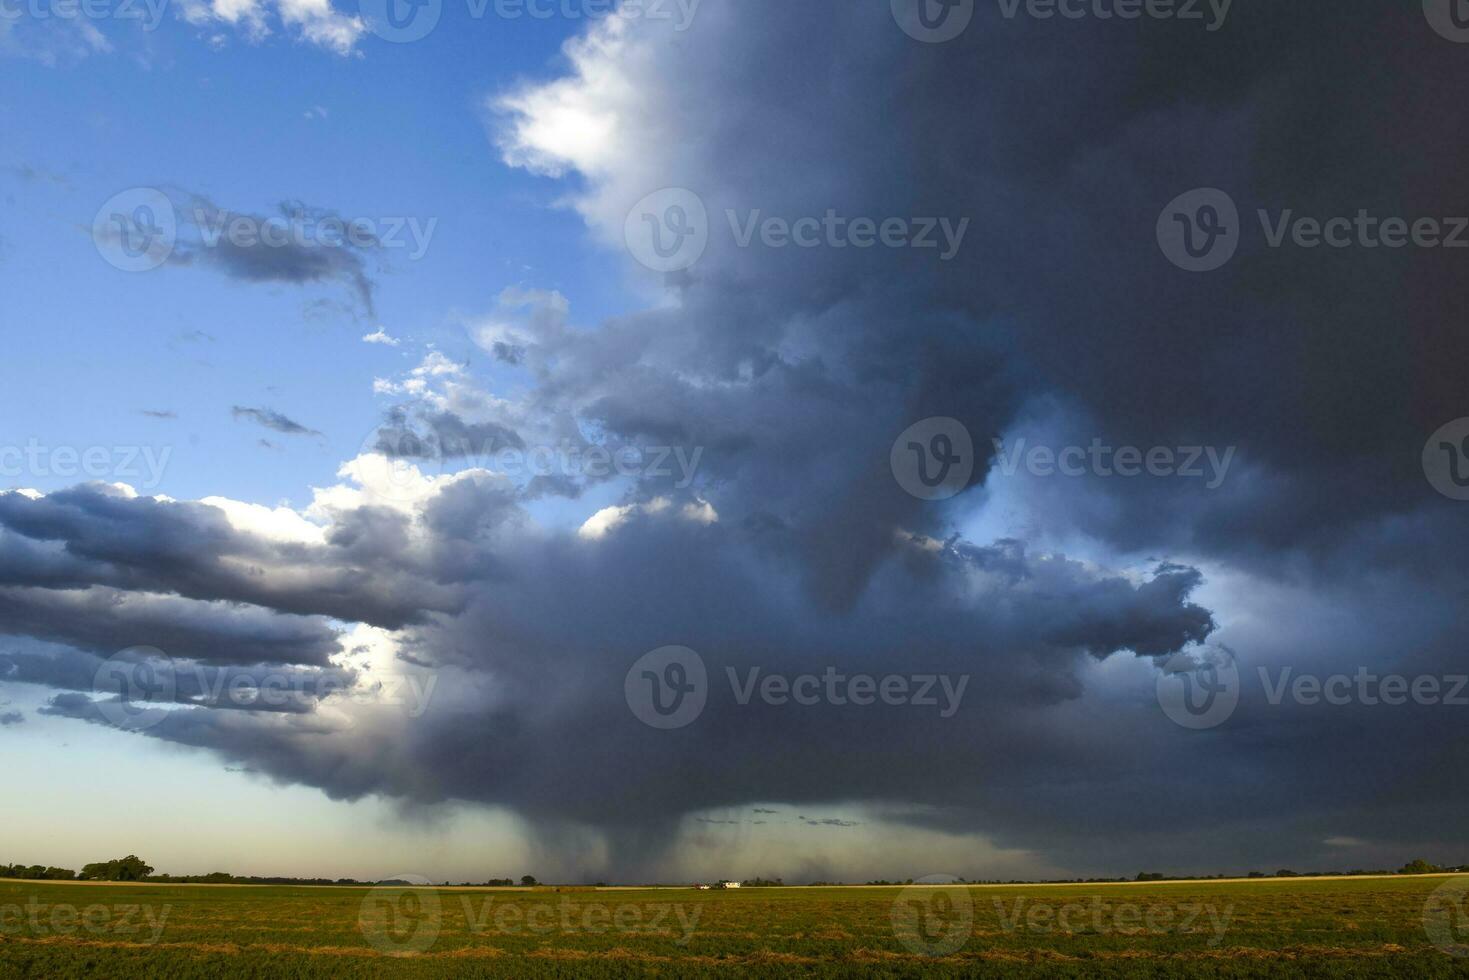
[890, 3, 1469, 569]
[0, 484, 469, 630]
[0, 711, 23, 726]
[5, 0, 1468, 882]
[0, 587, 342, 667]
[231, 406, 322, 437]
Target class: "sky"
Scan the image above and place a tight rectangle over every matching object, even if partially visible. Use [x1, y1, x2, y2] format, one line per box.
[1, 0, 1468, 885]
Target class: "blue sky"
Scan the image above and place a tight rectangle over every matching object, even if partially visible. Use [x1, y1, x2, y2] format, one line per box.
[2, 7, 629, 506]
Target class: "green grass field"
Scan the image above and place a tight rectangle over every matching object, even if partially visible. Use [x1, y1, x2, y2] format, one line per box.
[4, 876, 1469, 977]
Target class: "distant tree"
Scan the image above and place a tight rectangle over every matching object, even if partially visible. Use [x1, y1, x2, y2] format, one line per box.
[79, 856, 154, 882]
[520, 875, 538, 887]
[1135, 873, 1166, 882]
[1247, 871, 1265, 878]
[1400, 859, 1443, 875]
[1275, 869, 1299, 878]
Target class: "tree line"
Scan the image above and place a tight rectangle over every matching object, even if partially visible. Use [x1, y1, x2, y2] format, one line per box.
[0, 859, 550, 888]
[4, 857, 1465, 887]
[0, 855, 153, 882]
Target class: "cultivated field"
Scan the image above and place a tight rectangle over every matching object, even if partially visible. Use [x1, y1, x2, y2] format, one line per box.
[3, 875, 1469, 977]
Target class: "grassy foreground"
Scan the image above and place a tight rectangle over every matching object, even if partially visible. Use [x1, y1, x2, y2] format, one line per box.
[3, 876, 1469, 977]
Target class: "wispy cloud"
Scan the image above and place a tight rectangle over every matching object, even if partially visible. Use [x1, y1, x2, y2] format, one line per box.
[232, 406, 322, 437]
